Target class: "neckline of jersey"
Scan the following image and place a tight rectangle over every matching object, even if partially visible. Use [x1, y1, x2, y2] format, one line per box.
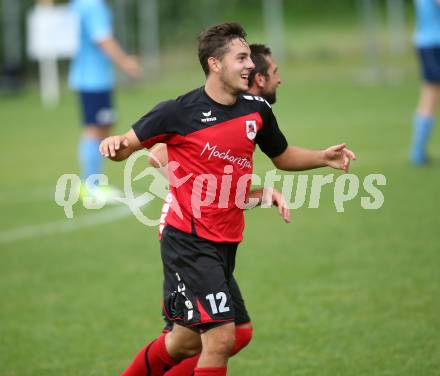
[201, 87, 241, 109]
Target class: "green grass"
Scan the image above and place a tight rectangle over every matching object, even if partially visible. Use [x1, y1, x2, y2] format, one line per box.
[1, 24, 440, 376]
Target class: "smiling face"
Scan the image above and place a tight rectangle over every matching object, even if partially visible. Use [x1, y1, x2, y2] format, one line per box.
[211, 38, 255, 95]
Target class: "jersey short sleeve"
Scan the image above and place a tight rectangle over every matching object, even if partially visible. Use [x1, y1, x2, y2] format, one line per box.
[82, 0, 112, 42]
[255, 103, 288, 158]
[132, 100, 179, 149]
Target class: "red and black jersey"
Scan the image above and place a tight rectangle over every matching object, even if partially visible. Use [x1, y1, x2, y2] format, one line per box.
[132, 87, 287, 243]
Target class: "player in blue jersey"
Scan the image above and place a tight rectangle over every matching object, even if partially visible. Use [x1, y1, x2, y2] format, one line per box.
[410, 0, 440, 165]
[69, 0, 142, 198]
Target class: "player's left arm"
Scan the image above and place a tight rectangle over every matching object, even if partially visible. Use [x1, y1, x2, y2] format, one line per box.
[256, 101, 356, 172]
[271, 143, 356, 172]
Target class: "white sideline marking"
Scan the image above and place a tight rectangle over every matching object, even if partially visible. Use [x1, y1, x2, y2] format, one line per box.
[0, 206, 132, 245]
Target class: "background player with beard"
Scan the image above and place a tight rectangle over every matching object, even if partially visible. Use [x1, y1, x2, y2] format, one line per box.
[247, 44, 280, 106]
[100, 23, 356, 376]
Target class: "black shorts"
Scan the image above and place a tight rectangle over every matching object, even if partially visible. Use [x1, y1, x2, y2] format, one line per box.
[161, 225, 250, 331]
[162, 276, 251, 332]
[417, 47, 440, 83]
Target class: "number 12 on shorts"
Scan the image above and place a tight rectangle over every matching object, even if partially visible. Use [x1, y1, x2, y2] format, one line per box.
[206, 292, 230, 314]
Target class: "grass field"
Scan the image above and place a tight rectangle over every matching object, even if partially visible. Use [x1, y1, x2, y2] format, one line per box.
[1, 22, 440, 376]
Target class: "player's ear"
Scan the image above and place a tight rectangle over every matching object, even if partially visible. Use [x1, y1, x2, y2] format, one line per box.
[255, 72, 266, 88]
[208, 57, 221, 73]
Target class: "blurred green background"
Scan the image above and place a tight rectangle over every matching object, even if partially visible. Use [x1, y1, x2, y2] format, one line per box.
[1, 1, 439, 375]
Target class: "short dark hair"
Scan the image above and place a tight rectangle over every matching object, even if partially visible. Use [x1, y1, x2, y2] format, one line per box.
[248, 44, 272, 86]
[198, 22, 247, 76]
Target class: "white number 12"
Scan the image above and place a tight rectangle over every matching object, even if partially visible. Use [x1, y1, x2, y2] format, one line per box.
[205, 292, 230, 314]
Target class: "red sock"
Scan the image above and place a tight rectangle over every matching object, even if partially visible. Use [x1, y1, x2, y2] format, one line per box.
[230, 326, 253, 356]
[121, 334, 177, 376]
[194, 367, 227, 376]
[164, 325, 253, 376]
[164, 354, 199, 376]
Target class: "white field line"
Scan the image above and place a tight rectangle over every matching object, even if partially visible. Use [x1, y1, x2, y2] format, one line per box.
[0, 206, 132, 245]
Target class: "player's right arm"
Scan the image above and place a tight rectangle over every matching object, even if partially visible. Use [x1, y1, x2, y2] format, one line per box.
[99, 129, 142, 161]
[103, 99, 178, 161]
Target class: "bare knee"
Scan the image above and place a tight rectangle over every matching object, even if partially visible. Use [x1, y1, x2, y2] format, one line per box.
[202, 323, 236, 357]
[180, 336, 202, 357]
[196, 323, 236, 367]
[166, 325, 202, 360]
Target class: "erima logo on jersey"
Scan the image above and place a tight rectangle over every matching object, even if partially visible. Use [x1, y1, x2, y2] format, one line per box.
[201, 109, 217, 123]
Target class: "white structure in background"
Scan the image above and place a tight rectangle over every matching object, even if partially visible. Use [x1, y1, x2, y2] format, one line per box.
[358, 0, 406, 82]
[137, 0, 160, 74]
[27, 3, 79, 108]
[263, 0, 285, 61]
[386, 0, 406, 55]
[358, 0, 382, 80]
[112, 0, 161, 81]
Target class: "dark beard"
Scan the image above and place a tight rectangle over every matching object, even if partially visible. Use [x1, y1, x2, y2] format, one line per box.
[264, 91, 276, 105]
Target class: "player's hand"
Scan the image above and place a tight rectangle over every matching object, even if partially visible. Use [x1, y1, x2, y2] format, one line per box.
[122, 56, 143, 79]
[99, 135, 130, 158]
[323, 143, 356, 172]
[262, 187, 291, 223]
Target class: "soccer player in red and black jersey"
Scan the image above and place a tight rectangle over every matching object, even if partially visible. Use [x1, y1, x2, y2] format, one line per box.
[145, 43, 287, 376]
[149, 42, 286, 215]
[100, 22, 356, 376]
